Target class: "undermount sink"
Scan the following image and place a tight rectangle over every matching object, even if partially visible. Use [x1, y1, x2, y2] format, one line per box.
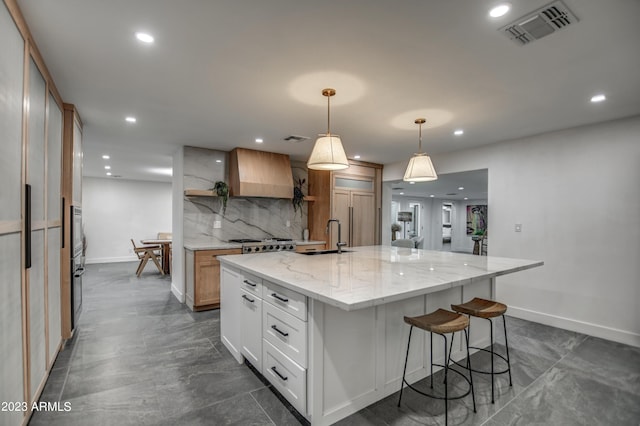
[298, 249, 351, 255]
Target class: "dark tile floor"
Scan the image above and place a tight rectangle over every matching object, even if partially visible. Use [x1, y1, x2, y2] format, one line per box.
[30, 262, 640, 426]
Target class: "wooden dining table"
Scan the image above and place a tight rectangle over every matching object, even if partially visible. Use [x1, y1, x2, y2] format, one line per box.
[141, 239, 172, 274]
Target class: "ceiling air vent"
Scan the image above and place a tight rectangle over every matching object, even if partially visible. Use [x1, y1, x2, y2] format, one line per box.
[283, 135, 310, 143]
[499, 0, 578, 46]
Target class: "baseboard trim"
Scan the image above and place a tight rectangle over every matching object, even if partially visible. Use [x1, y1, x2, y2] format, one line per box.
[508, 306, 640, 348]
[171, 282, 185, 303]
[86, 256, 138, 264]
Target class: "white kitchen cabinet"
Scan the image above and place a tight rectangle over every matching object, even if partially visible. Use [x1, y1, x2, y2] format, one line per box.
[220, 266, 243, 363]
[221, 265, 309, 413]
[263, 280, 307, 321]
[240, 288, 262, 371]
[263, 339, 307, 414]
[263, 301, 307, 368]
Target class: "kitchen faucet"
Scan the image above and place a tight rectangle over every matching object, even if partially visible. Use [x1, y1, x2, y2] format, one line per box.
[326, 219, 347, 253]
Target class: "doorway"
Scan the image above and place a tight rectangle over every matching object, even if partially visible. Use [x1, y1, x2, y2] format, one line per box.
[388, 169, 488, 253]
[442, 203, 452, 252]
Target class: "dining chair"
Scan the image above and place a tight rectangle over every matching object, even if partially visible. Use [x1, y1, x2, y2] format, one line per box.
[157, 232, 172, 240]
[130, 239, 164, 277]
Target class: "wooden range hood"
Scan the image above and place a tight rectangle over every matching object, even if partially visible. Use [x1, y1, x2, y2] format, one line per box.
[228, 148, 294, 199]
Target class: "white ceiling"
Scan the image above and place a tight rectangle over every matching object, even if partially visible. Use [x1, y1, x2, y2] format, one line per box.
[16, 0, 640, 183]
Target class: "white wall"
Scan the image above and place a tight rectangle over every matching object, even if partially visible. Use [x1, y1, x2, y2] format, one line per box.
[83, 177, 172, 263]
[384, 115, 640, 347]
[171, 147, 185, 302]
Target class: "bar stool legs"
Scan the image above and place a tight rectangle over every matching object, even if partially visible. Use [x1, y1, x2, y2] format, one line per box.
[398, 309, 476, 426]
[451, 298, 513, 404]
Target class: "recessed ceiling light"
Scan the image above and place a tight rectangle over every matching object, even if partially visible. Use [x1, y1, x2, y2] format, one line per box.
[125, 116, 137, 123]
[454, 129, 464, 136]
[409, 182, 416, 185]
[354, 155, 361, 159]
[106, 172, 112, 176]
[135, 32, 154, 43]
[399, 192, 405, 195]
[430, 194, 435, 198]
[215, 160, 222, 163]
[255, 138, 263, 143]
[464, 197, 469, 200]
[102, 154, 110, 159]
[590, 94, 606, 103]
[458, 186, 464, 190]
[489, 3, 511, 18]
[104, 166, 111, 170]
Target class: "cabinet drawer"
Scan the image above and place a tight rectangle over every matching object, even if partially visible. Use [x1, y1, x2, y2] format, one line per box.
[263, 339, 306, 414]
[263, 302, 307, 368]
[241, 272, 263, 296]
[263, 281, 307, 321]
[295, 243, 326, 253]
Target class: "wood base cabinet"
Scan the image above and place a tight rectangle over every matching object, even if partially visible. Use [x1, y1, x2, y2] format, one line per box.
[185, 248, 241, 311]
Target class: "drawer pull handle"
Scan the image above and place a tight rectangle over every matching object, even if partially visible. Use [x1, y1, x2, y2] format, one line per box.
[271, 325, 289, 337]
[271, 293, 289, 303]
[242, 294, 255, 303]
[243, 280, 257, 287]
[271, 366, 288, 381]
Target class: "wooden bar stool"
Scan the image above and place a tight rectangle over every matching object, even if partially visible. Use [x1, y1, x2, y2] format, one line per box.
[398, 308, 476, 426]
[451, 297, 512, 404]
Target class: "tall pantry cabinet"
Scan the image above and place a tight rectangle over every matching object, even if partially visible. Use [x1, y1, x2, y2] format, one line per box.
[1, 1, 79, 424]
[308, 160, 383, 248]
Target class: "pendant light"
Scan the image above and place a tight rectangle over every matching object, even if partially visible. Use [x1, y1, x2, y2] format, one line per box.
[403, 118, 438, 182]
[307, 88, 349, 170]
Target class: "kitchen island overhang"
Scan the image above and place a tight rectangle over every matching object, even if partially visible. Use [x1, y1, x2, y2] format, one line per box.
[218, 245, 544, 311]
[219, 246, 543, 426]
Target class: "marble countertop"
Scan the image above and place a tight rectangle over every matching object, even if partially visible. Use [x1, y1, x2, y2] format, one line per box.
[218, 245, 543, 311]
[183, 239, 325, 251]
[184, 241, 243, 250]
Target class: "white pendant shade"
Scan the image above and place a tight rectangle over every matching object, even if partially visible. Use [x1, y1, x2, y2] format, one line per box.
[307, 135, 349, 170]
[403, 153, 438, 182]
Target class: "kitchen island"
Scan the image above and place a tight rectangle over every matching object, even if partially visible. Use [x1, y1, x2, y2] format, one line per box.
[219, 246, 543, 425]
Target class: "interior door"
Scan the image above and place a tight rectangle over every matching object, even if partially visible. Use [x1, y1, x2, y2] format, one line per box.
[351, 191, 376, 247]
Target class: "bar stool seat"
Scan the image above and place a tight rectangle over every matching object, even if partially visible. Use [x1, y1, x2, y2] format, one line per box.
[451, 297, 506, 319]
[404, 308, 470, 334]
[398, 309, 476, 426]
[451, 297, 512, 404]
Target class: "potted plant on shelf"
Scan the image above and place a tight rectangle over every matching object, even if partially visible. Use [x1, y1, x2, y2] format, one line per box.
[212, 181, 229, 215]
[391, 223, 401, 241]
[292, 178, 305, 218]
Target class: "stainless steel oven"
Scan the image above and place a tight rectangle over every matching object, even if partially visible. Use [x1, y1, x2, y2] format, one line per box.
[70, 206, 83, 330]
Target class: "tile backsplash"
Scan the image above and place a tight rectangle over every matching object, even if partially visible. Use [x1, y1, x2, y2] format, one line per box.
[183, 146, 308, 243]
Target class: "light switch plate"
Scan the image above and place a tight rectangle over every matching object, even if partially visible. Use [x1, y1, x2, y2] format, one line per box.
[286, 220, 291, 228]
[515, 224, 522, 232]
[214, 220, 222, 229]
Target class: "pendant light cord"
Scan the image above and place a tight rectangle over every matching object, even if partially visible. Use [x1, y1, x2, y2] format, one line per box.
[418, 122, 422, 153]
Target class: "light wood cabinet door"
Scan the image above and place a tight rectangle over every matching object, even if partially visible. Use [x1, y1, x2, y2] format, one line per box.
[351, 191, 376, 247]
[194, 249, 242, 309]
[295, 243, 326, 253]
[195, 253, 220, 307]
[332, 189, 351, 248]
